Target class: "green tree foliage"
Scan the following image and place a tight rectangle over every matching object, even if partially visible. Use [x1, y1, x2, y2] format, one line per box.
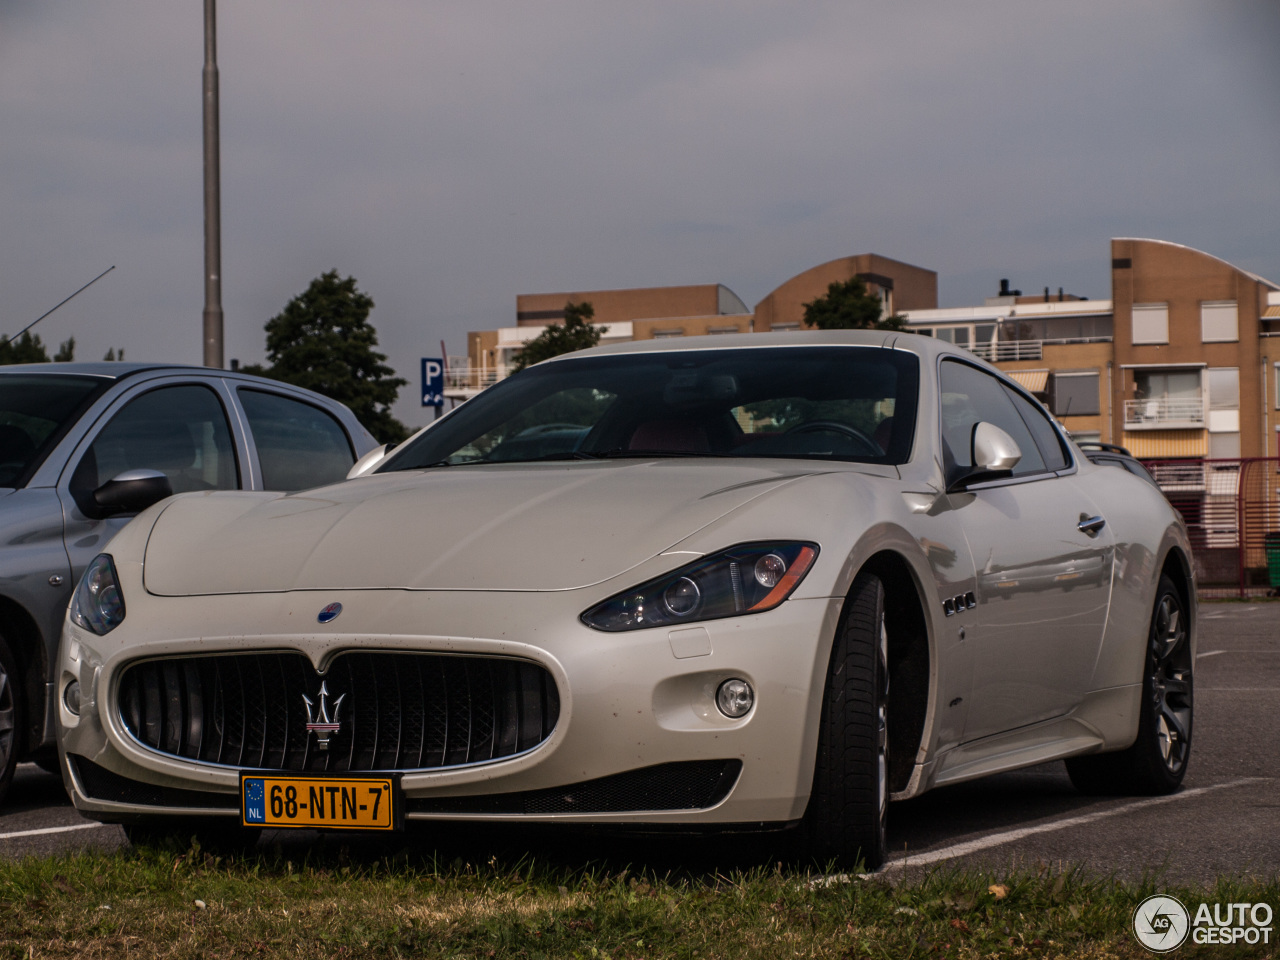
[102, 347, 125, 361]
[242, 271, 409, 444]
[802, 277, 906, 332]
[511, 301, 604, 372]
[0, 331, 77, 364]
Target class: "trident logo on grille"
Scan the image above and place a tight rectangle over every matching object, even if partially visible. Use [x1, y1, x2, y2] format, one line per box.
[302, 681, 346, 750]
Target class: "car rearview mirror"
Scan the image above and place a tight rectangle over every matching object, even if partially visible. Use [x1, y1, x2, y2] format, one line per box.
[972, 422, 1022, 472]
[347, 443, 392, 479]
[92, 469, 174, 516]
[947, 422, 1022, 492]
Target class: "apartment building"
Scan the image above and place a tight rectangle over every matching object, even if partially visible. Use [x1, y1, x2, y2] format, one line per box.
[902, 238, 1280, 461]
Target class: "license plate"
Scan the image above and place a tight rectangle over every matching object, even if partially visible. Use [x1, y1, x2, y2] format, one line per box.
[240, 774, 399, 830]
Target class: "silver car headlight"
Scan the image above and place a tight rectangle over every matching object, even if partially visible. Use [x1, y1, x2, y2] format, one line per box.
[581, 541, 819, 632]
[69, 553, 126, 635]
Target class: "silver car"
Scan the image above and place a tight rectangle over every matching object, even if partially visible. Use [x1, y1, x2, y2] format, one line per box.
[57, 334, 1195, 868]
[0, 363, 378, 801]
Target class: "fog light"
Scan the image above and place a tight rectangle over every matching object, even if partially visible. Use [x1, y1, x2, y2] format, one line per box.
[63, 680, 81, 716]
[716, 678, 754, 718]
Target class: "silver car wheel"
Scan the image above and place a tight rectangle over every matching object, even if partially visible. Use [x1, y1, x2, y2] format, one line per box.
[1150, 592, 1192, 775]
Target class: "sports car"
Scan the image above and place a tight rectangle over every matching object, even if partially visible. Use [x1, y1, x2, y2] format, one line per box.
[56, 331, 1195, 867]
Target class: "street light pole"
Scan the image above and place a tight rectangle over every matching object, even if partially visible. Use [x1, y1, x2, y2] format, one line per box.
[202, 0, 224, 368]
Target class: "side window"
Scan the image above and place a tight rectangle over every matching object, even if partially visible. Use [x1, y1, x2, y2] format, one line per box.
[71, 384, 238, 502]
[1004, 385, 1070, 472]
[238, 389, 355, 491]
[939, 360, 1047, 478]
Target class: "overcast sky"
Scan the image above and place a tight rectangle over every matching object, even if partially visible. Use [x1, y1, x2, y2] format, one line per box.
[2, 1, 1278, 427]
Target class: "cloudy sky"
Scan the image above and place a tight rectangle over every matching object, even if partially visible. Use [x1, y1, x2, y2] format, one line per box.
[2, 1, 1278, 427]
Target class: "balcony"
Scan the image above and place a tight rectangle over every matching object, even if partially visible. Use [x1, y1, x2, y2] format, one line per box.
[443, 359, 512, 399]
[1123, 396, 1206, 429]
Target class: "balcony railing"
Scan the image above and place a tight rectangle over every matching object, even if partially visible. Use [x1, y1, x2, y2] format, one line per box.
[1123, 396, 1206, 428]
[967, 337, 1111, 363]
[442, 359, 513, 396]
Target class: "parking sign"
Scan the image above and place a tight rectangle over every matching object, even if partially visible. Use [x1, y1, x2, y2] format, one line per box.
[421, 357, 444, 407]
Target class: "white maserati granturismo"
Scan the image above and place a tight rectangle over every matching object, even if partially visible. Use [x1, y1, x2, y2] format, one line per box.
[57, 331, 1195, 867]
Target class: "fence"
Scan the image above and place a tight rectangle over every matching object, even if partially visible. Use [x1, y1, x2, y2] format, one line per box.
[1141, 457, 1280, 598]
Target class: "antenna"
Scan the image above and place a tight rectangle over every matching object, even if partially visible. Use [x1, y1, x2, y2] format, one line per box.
[6, 266, 116, 342]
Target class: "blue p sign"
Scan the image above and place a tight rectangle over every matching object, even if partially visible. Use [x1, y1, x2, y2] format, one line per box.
[421, 358, 444, 407]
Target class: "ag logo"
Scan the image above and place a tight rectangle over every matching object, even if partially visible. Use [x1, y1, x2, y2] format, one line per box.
[1133, 895, 1190, 952]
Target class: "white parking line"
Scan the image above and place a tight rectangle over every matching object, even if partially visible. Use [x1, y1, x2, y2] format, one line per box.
[877, 778, 1261, 874]
[0, 822, 111, 842]
[1197, 650, 1227, 659]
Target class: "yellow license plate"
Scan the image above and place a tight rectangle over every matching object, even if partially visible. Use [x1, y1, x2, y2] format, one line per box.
[240, 774, 398, 830]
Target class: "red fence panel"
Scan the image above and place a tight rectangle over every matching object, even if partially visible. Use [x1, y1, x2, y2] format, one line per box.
[1139, 457, 1280, 599]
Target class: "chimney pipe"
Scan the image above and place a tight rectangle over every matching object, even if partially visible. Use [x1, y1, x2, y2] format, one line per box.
[999, 278, 1011, 297]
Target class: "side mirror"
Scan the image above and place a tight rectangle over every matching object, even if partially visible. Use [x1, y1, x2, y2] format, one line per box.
[972, 422, 1022, 472]
[92, 469, 174, 516]
[947, 422, 1022, 492]
[346, 443, 391, 480]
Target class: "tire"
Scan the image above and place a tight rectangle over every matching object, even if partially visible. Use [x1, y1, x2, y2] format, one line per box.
[1066, 574, 1192, 795]
[0, 633, 22, 806]
[802, 572, 889, 869]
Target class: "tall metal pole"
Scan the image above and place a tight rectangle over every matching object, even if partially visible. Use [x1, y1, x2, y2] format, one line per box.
[202, 0, 224, 368]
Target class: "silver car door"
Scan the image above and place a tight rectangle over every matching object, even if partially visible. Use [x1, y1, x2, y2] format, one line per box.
[938, 359, 1114, 742]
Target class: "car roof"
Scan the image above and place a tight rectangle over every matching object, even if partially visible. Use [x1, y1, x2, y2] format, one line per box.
[550, 329, 978, 364]
[0, 361, 218, 381]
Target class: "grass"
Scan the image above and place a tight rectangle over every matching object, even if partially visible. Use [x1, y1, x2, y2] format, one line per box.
[1, 836, 1277, 959]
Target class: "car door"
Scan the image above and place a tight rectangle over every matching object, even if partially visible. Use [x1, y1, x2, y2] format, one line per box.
[939, 359, 1115, 742]
[57, 378, 241, 590]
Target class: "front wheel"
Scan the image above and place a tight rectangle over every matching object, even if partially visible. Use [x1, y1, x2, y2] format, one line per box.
[0, 633, 22, 806]
[801, 572, 889, 869]
[1066, 574, 1192, 795]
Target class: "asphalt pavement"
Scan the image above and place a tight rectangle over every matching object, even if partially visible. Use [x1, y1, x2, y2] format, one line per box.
[2, 601, 1276, 884]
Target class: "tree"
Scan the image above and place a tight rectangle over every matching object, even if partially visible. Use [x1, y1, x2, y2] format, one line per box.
[511, 301, 604, 372]
[0, 331, 76, 365]
[243, 271, 409, 444]
[102, 347, 125, 361]
[802, 277, 905, 332]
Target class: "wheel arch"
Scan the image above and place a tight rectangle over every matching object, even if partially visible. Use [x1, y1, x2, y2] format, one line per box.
[0, 593, 47, 758]
[857, 550, 932, 795]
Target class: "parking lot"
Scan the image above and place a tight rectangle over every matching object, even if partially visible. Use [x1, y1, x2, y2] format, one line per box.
[2, 601, 1275, 884]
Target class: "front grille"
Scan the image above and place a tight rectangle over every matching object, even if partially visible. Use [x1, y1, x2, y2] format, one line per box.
[117, 651, 559, 772]
[70, 754, 238, 809]
[407, 760, 743, 815]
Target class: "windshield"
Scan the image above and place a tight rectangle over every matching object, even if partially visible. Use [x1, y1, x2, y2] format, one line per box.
[0, 374, 109, 487]
[381, 346, 918, 470]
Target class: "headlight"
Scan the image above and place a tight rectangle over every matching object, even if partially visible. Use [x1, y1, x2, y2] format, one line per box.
[581, 541, 818, 632]
[69, 554, 125, 636]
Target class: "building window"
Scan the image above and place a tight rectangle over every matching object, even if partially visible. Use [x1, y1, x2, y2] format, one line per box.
[771, 322, 801, 332]
[1201, 300, 1238, 343]
[707, 325, 740, 335]
[1127, 368, 1203, 427]
[652, 329, 684, 339]
[1206, 367, 1240, 435]
[1049, 371, 1100, 416]
[1275, 363, 1280, 409]
[1131, 303, 1168, 345]
[1209, 432, 1241, 459]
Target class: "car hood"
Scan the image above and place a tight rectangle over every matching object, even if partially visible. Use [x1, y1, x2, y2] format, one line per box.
[142, 460, 822, 595]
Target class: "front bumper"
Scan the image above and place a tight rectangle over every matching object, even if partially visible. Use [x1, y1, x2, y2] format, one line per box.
[59, 587, 843, 827]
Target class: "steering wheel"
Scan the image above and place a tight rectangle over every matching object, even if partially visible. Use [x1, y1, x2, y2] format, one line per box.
[786, 420, 881, 455]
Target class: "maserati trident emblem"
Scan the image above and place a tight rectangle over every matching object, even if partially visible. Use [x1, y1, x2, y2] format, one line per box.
[302, 681, 346, 750]
[317, 602, 343, 624]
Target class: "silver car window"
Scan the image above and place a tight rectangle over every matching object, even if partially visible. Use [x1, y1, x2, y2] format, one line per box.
[69, 384, 238, 499]
[237, 388, 355, 491]
[939, 359, 1047, 477]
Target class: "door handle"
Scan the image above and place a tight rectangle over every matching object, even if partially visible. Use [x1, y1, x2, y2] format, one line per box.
[1078, 515, 1106, 536]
